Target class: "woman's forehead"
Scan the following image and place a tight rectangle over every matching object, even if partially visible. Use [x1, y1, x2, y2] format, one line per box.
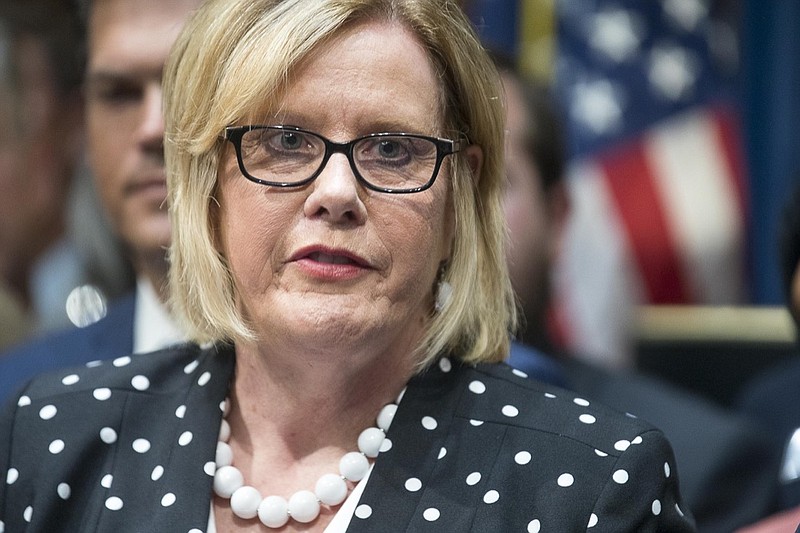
[232, 21, 446, 134]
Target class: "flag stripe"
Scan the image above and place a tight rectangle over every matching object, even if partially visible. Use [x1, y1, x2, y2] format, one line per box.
[712, 106, 750, 300]
[645, 109, 746, 303]
[712, 105, 749, 222]
[558, 161, 643, 366]
[599, 141, 691, 303]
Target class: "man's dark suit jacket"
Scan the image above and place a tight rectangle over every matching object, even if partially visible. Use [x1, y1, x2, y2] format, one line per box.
[0, 294, 135, 406]
[510, 343, 780, 533]
[737, 356, 800, 510]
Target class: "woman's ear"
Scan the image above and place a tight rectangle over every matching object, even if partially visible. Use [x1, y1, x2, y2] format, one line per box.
[464, 144, 484, 182]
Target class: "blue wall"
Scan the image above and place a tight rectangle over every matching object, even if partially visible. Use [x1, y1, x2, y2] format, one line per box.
[464, 0, 518, 58]
[742, 0, 800, 303]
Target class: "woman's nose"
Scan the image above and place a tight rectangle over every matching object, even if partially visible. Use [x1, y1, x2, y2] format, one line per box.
[303, 153, 367, 224]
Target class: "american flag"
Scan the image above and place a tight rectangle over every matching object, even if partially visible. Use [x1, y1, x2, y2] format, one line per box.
[549, 0, 749, 365]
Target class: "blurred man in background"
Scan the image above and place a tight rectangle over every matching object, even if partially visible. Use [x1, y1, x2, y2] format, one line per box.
[0, 0, 201, 401]
[499, 59, 781, 531]
[0, 19, 31, 347]
[735, 184, 800, 531]
[0, 0, 87, 341]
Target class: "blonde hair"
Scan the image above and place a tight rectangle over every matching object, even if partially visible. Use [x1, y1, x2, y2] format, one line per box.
[164, 0, 516, 367]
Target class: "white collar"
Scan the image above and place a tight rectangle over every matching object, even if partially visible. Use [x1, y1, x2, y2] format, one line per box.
[133, 277, 185, 353]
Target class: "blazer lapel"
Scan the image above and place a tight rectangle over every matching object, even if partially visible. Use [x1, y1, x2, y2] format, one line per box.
[345, 360, 481, 532]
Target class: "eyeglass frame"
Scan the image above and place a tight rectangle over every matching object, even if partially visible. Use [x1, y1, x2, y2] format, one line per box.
[223, 125, 463, 194]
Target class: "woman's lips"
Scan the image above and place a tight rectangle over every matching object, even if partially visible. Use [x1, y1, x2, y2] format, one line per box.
[306, 251, 358, 265]
[290, 246, 372, 280]
[291, 246, 370, 267]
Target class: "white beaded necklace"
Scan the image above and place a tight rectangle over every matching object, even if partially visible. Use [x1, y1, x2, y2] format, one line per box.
[213, 393, 401, 528]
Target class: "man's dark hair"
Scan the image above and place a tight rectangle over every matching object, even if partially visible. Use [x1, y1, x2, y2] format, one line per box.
[492, 51, 566, 191]
[0, 0, 85, 95]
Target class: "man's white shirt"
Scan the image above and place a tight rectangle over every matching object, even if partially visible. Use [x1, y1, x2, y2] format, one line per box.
[133, 277, 185, 353]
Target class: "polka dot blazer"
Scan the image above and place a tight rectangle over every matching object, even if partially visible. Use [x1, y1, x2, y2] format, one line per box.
[0, 343, 695, 532]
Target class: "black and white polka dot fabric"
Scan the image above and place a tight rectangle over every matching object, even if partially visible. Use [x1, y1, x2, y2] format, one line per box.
[0, 344, 695, 532]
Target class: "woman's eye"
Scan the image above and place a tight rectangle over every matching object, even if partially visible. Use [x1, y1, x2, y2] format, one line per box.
[279, 132, 302, 150]
[378, 140, 402, 158]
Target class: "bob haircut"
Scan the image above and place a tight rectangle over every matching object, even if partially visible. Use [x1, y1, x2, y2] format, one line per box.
[163, 0, 517, 367]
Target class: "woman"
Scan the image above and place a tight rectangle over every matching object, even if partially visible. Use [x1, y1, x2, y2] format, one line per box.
[0, 0, 695, 531]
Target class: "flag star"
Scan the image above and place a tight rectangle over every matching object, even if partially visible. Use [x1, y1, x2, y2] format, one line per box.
[589, 9, 642, 63]
[662, 0, 709, 32]
[570, 79, 624, 136]
[648, 44, 699, 101]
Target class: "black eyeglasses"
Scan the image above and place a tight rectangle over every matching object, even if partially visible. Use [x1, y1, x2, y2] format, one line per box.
[224, 125, 462, 194]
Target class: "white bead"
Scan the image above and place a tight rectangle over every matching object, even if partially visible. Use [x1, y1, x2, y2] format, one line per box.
[213, 465, 243, 498]
[357, 427, 385, 458]
[340, 452, 370, 482]
[377, 404, 397, 432]
[288, 490, 320, 523]
[215, 441, 233, 467]
[230, 486, 262, 519]
[315, 473, 348, 506]
[219, 419, 231, 442]
[258, 495, 289, 528]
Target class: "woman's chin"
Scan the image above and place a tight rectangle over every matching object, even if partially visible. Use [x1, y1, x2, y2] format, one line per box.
[259, 297, 384, 340]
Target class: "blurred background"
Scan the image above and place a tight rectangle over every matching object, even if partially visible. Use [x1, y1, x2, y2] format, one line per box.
[465, 0, 800, 404]
[0, 0, 135, 351]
